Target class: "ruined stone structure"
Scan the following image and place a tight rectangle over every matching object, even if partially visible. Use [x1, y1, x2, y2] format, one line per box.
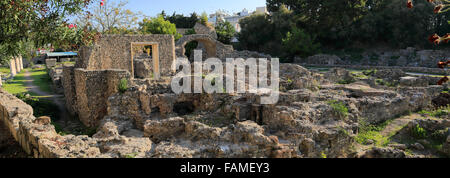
[76, 35, 176, 78]
[296, 48, 450, 68]
[175, 34, 234, 60]
[63, 34, 176, 127]
[2, 29, 447, 158]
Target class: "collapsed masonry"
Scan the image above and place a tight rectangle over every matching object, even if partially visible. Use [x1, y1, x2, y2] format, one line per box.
[1, 29, 449, 157]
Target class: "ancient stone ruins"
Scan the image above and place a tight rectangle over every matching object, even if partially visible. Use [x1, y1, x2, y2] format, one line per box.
[0, 24, 449, 158]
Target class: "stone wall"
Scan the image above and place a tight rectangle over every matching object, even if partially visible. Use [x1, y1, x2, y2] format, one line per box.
[76, 35, 176, 77]
[303, 64, 449, 75]
[295, 48, 450, 68]
[45, 59, 57, 68]
[62, 66, 77, 116]
[48, 66, 63, 93]
[73, 68, 130, 127]
[0, 89, 153, 158]
[194, 23, 217, 39]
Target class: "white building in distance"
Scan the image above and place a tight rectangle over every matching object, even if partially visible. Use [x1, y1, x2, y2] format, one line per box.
[208, 6, 268, 33]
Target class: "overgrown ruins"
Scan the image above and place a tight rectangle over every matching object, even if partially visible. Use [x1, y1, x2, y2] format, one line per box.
[1, 24, 449, 158]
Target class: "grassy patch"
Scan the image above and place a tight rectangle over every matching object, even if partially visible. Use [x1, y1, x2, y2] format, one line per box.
[411, 124, 427, 139]
[118, 78, 128, 94]
[376, 79, 398, 87]
[337, 78, 356, 85]
[418, 105, 449, 118]
[328, 100, 349, 118]
[356, 119, 392, 147]
[30, 68, 53, 93]
[0, 67, 10, 75]
[362, 69, 377, 76]
[2, 71, 29, 94]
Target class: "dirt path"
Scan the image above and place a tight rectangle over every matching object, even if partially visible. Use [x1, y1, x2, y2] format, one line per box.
[23, 69, 72, 126]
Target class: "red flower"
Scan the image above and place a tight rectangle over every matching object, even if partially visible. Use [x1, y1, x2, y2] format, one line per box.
[68, 24, 74, 29]
[437, 76, 449, 85]
[443, 33, 450, 43]
[434, 4, 443, 13]
[438, 61, 450, 69]
[428, 34, 441, 45]
[407, 0, 413, 8]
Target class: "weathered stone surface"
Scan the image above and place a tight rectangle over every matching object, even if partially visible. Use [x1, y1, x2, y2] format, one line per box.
[134, 59, 153, 79]
[34, 116, 51, 125]
[144, 117, 185, 141]
[324, 68, 355, 83]
[399, 76, 428, 87]
[194, 23, 217, 39]
[298, 48, 450, 68]
[359, 147, 406, 158]
[73, 68, 131, 127]
[375, 69, 406, 82]
[296, 54, 343, 65]
[45, 59, 57, 68]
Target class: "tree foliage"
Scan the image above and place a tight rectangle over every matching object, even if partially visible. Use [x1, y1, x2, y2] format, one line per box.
[282, 27, 321, 59]
[164, 11, 199, 28]
[236, 0, 449, 59]
[215, 21, 236, 44]
[0, 0, 91, 63]
[139, 15, 182, 40]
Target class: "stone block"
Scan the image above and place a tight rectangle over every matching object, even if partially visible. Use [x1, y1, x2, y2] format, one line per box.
[45, 59, 57, 68]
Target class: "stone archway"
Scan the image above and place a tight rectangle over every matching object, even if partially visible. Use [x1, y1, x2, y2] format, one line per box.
[176, 34, 235, 61]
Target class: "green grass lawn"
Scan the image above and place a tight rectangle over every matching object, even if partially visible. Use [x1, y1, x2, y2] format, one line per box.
[2, 68, 53, 96]
[30, 68, 53, 93]
[2, 70, 28, 95]
[0, 67, 10, 75]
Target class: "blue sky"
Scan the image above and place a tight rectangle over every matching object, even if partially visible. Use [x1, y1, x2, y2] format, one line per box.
[124, 0, 267, 17]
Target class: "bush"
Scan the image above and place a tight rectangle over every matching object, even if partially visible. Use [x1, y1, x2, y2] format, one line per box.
[328, 100, 349, 118]
[282, 27, 321, 60]
[215, 21, 236, 44]
[411, 124, 427, 139]
[139, 15, 182, 40]
[356, 118, 391, 146]
[118, 78, 128, 94]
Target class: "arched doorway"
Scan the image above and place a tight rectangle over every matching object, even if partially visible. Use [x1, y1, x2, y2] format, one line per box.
[176, 34, 218, 61]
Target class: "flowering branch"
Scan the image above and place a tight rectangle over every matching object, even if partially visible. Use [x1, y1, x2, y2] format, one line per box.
[407, 0, 449, 85]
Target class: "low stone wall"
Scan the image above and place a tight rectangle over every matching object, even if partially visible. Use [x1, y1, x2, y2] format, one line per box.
[0, 89, 153, 158]
[48, 66, 63, 93]
[0, 89, 98, 157]
[302, 64, 449, 75]
[295, 48, 450, 68]
[62, 66, 77, 116]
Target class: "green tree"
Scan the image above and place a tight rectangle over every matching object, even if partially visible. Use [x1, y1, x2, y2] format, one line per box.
[282, 27, 321, 60]
[238, 6, 294, 57]
[0, 0, 91, 63]
[200, 12, 209, 26]
[165, 12, 199, 28]
[354, 0, 446, 48]
[139, 15, 182, 40]
[215, 21, 236, 44]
